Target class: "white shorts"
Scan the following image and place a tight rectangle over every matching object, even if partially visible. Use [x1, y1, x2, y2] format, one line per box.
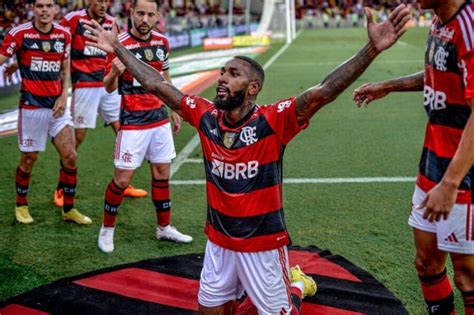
[17, 107, 73, 152]
[198, 241, 292, 315]
[113, 123, 176, 170]
[409, 185, 474, 254]
[71, 87, 120, 129]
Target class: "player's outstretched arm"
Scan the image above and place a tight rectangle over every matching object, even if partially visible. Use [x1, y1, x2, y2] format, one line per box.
[353, 71, 424, 107]
[294, 4, 411, 124]
[82, 20, 184, 115]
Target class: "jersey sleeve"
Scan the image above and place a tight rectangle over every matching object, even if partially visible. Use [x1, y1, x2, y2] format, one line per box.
[0, 31, 20, 58]
[459, 50, 474, 100]
[60, 17, 71, 31]
[261, 97, 308, 145]
[63, 31, 71, 60]
[180, 95, 214, 128]
[162, 37, 170, 71]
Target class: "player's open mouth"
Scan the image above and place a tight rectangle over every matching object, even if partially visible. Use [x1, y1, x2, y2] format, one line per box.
[216, 86, 229, 97]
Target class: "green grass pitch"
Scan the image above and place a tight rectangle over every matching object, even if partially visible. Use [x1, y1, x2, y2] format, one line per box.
[0, 27, 463, 314]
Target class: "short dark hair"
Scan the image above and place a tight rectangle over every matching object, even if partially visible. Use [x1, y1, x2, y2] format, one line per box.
[234, 55, 265, 88]
[132, 0, 161, 7]
[33, 0, 56, 5]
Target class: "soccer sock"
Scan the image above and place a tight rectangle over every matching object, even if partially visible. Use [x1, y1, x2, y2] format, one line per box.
[15, 166, 30, 207]
[152, 179, 171, 227]
[290, 286, 303, 315]
[56, 162, 64, 191]
[419, 269, 455, 315]
[103, 180, 125, 227]
[463, 290, 474, 315]
[59, 166, 77, 213]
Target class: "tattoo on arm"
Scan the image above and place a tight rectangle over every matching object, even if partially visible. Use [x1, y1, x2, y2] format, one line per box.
[382, 71, 424, 92]
[114, 45, 183, 113]
[295, 43, 380, 123]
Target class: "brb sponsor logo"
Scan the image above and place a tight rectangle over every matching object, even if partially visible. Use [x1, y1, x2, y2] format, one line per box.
[211, 157, 259, 180]
[424, 86, 446, 111]
[30, 57, 60, 72]
[277, 100, 292, 113]
[84, 45, 107, 56]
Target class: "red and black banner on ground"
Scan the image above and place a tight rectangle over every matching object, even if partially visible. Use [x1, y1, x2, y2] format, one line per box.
[0, 246, 407, 314]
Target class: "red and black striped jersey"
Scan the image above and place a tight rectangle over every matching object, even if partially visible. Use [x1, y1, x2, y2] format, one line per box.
[180, 95, 307, 252]
[61, 9, 117, 89]
[0, 22, 70, 109]
[418, 2, 474, 203]
[106, 31, 170, 130]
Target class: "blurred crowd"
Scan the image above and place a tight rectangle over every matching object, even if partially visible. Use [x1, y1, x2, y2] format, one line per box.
[0, 0, 433, 40]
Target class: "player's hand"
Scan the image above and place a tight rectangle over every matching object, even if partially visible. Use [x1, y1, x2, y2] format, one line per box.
[111, 57, 126, 75]
[83, 19, 119, 54]
[171, 111, 182, 135]
[353, 83, 389, 107]
[418, 182, 457, 222]
[52, 95, 67, 118]
[3, 62, 18, 83]
[367, 4, 411, 52]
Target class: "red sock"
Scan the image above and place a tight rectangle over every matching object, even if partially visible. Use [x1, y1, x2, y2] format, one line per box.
[463, 290, 474, 315]
[419, 269, 455, 315]
[152, 179, 171, 227]
[59, 166, 77, 212]
[290, 287, 302, 315]
[103, 180, 125, 227]
[15, 166, 30, 206]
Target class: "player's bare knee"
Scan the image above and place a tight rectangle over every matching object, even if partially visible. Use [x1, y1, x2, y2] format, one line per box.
[113, 173, 132, 189]
[414, 254, 441, 275]
[453, 267, 474, 291]
[61, 150, 77, 168]
[20, 153, 38, 171]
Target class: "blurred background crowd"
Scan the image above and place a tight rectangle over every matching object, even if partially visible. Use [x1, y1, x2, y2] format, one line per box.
[0, 0, 431, 41]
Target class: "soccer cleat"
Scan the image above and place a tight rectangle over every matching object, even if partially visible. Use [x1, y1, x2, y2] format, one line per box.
[15, 206, 33, 224]
[98, 225, 115, 253]
[156, 225, 193, 243]
[62, 209, 92, 225]
[123, 185, 147, 198]
[53, 189, 64, 208]
[290, 265, 317, 298]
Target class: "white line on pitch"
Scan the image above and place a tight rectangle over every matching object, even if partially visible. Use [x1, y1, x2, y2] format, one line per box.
[397, 40, 408, 46]
[184, 158, 203, 163]
[170, 176, 416, 186]
[170, 30, 303, 178]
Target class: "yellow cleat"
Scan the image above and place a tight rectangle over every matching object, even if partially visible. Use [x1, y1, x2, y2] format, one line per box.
[15, 206, 34, 224]
[290, 265, 317, 298]
[124, 185, 147, 198]
[53, 189, 64, 208]
[62, 209, 92, 225]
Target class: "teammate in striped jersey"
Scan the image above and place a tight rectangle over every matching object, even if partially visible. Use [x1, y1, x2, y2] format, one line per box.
[55, 0, 147, 206]
[0, 0, 91, 225]
[84, 3, 410, 314]
[353, 1, 474, 314]
[97, 0, 191, 254]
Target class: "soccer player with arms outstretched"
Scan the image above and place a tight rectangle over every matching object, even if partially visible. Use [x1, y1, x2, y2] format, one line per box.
[353, 1, 474, 314]
[84, 3, 410, 314]
[0, 0, 91, 225]
[97, 0, 192, 253]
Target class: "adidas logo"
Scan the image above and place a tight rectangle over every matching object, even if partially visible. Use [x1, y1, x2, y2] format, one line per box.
[31, 43, 39, 49]
[444, 232, 459, 243]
